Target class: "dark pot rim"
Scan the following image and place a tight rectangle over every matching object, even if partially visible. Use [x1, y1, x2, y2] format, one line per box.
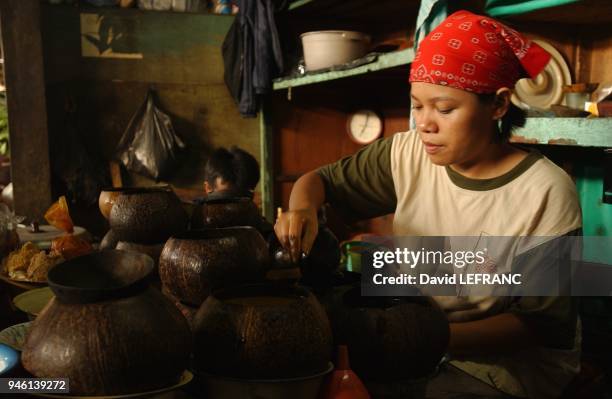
[204, 197, 254, 205]
[170, 226, 259, 241]
[101, 186, 173, 195]
[47, 250, 154, 304]
[342, 285, 428, 309]
[210, 283, 311, 306]
[195, 361, 334, 383]
[193, 195, 254, 205]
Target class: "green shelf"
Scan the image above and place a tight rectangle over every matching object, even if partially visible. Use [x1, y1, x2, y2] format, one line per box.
[512, 118, 612, 147]
[273, 48, 414, 90]
[288, 0, 315, 10]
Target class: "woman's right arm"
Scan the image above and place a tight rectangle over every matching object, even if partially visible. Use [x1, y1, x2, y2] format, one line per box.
[274, 135, 397, 262]
[274, 171, 325, 262]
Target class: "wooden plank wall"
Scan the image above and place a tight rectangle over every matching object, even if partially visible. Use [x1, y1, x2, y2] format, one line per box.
[38, 5, 259, 234]
[0, 0, 53, 221]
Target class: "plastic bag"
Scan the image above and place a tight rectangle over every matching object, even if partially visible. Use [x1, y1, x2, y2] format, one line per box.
[115, 89, 185, 180]
[44, 196, 74, 234]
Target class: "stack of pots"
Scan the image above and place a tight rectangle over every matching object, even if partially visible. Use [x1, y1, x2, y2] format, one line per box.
[98, 186, 189, 272]
[192, 283, 334, 399]
[322, 286, 450, 398]
[190, 193, 268, 232]
[158, 227, 270, 325]
[22, 250, 191, 396]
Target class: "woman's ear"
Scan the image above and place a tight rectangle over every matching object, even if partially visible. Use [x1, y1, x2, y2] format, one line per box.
[204, 181, 213, 194]
[493, 87, 512, 120]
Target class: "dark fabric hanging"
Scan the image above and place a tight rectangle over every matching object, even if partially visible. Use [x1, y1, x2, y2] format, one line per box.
[222, 0, 285, 118]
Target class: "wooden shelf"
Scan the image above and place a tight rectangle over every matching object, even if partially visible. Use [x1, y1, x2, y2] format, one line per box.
[511, 118, 612, 147]
[501, 0, 612, 25]
[287, 0, 420, 17]
[273, 48, 414, 90]
[288, 0, 315, 11]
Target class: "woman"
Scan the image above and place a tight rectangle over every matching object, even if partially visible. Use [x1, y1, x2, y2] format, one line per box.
[275, 10, 581, 399]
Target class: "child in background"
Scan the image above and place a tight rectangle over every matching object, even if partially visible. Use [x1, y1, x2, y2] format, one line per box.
[203, 146, 260, 199]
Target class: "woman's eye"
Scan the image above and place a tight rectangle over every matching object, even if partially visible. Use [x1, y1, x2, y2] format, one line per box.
[438, 108, 454, 114]
[411, 105, 423, 111]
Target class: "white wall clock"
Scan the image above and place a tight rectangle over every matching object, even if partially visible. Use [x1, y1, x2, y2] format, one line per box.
[346, 109, 383, 145]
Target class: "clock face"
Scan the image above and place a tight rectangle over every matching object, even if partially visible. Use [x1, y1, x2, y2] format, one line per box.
[347, 110, 383, 145]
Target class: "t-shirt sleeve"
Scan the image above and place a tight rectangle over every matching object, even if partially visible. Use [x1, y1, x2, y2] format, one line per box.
[316, 137, 396, 223]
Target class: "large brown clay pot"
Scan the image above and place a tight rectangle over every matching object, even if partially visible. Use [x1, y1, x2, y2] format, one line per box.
[21, 250, 191, 396]
[191, 196, 262, 229]
[109, 187, 188, 244]
[193, 284, 332, 379]
[98, 187, 123, 220]
[322, 286, 449, 382]
[116, 240, 165, 272]
[159, 227, 269, 306]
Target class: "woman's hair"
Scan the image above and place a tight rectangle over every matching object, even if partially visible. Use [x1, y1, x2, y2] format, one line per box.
[204, 146, 260, 192]
[478, 93, 527, 143]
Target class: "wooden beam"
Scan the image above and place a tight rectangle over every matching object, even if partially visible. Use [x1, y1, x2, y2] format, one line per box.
[0, 0, 52, 220]
[259, 97, 275, 222]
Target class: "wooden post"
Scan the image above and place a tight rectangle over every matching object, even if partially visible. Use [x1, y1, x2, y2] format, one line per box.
[0, 0, 53, 220]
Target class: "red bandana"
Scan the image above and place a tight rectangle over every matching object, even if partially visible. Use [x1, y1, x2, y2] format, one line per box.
[409, 10, 550, 94]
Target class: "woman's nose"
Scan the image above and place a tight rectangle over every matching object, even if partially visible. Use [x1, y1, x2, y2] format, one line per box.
[417, 114, 438, 133]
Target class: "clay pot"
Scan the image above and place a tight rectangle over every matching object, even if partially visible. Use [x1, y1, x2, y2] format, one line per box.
[109, 187, 188, 244]
[21, 250, 191, 396]
[161, 285, 199, 328]
[98, 188, 123, 220]
[191, 196, 262, 229]
[116, 241, 165, 271]
[99, 229, 120, 250]
[269, 226, 340, 291]
[322, 286, 449, 381]
[193, 284, 332, 379]
[159, 227, 269, 306]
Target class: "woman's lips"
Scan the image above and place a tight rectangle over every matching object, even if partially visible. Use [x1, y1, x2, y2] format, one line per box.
[423, 142, 443, 154]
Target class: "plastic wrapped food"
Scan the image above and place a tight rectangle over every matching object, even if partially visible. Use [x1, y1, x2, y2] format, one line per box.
[51, 235, 93, 260]
[44, 196, 74, 234]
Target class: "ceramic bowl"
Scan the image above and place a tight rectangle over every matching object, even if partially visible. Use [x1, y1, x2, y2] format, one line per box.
[0, 343, 19, 375]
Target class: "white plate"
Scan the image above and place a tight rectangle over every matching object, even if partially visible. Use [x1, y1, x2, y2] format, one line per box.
[512, 39, 572, 110]
[17, 225, 88, 249]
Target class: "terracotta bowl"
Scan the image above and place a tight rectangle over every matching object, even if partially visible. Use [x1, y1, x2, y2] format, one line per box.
[22, 250, 191, 395]
[191, 196, 262, 229]
[193, 284, 332, 379]
[159, 227, 269, 306]
[322, 286, 449, 381]
[109, 187, 188, 244]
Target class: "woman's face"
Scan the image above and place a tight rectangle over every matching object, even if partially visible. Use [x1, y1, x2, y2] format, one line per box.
[410, 82, 498, 167]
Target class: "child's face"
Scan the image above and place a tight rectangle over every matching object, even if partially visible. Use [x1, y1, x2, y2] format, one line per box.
[204, 177, 232, 194]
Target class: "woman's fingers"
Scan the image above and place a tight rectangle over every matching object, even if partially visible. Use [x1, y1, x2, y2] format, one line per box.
[274, 214, 291, 249]
[274, 208, 319, 263]
[301, 216, 319, 256]
[288, 213, 305, 263]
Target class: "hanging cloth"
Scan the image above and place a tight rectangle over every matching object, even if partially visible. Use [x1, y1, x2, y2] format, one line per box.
[222, 0, 284, 118]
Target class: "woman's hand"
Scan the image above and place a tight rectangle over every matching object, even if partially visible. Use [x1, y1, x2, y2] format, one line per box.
[274, 207, 318, 263]
[273, 171, 327, 263]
